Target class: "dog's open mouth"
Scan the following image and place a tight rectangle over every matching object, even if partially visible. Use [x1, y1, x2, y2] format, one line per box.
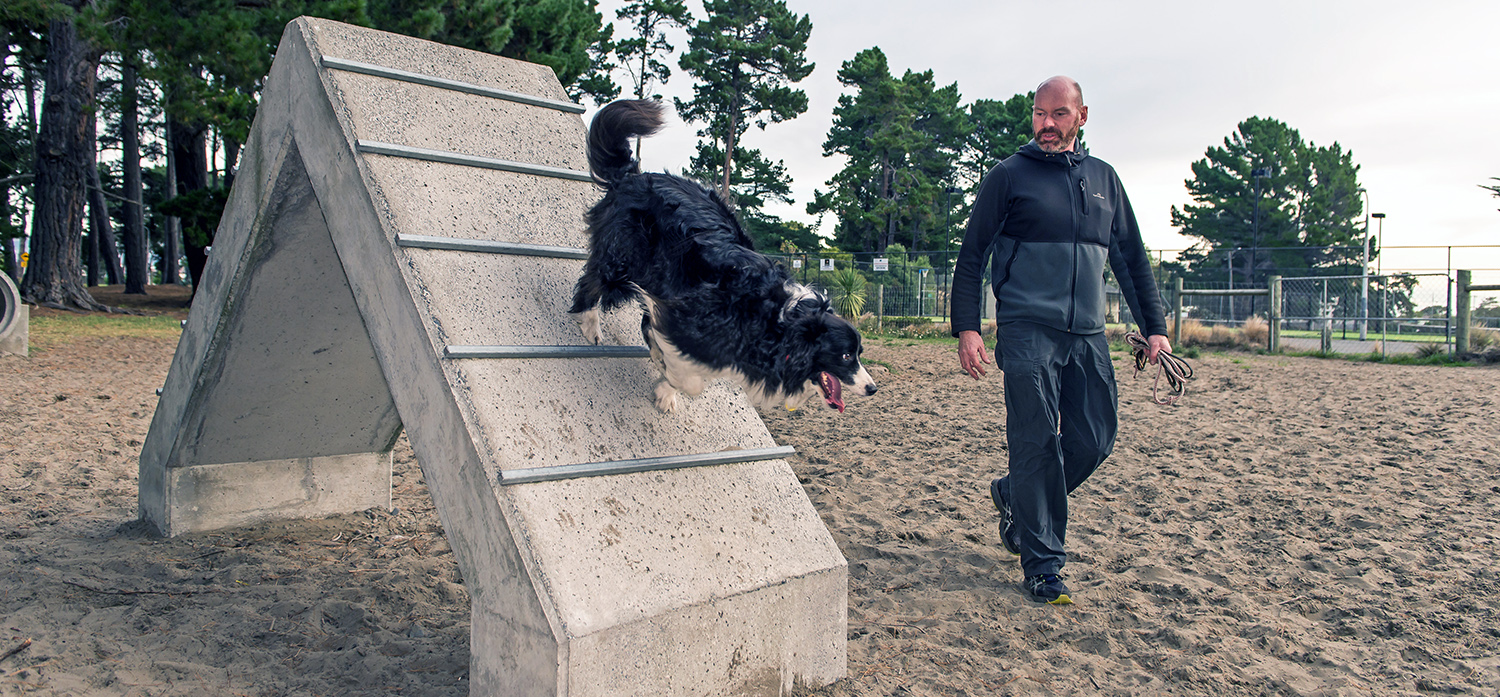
[818, 372, 844, 412]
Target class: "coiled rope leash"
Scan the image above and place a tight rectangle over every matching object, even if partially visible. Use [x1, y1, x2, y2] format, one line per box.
[1125, 330, 1194, 406]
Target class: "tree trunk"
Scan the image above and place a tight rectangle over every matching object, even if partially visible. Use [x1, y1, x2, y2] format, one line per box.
[720, 80, 740, 201]
[86, 211, 98, 285]
[121, 61, 148, 294]
[20, 10, 107, 312]
[88, 111, 123, 285]
[170, 117, 209, 292]
[163, 113, 180, 284]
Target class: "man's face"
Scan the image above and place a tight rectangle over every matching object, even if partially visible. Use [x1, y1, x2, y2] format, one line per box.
[1032, 88, 1088, 153]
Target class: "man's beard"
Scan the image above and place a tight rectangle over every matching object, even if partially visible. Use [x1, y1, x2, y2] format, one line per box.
[1035, 125, 1078, 153]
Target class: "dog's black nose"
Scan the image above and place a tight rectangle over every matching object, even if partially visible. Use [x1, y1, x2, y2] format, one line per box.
[865, 384, 878, 396]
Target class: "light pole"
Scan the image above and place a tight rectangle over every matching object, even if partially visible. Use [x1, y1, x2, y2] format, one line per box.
[1358, 187, 1370, 340]
[1371, 212, 1386, 333]
[1372, 213, 1386, 276]
[1249, 168, 1270, 323]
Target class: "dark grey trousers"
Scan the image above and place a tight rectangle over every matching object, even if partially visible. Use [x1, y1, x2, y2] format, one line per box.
[993, 321, 1118, 577]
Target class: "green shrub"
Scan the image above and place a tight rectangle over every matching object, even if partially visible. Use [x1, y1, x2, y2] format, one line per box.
[827, 267, 867, 318]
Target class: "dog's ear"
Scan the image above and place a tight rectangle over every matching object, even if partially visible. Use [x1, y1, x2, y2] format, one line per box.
[781, 290, 831, 324]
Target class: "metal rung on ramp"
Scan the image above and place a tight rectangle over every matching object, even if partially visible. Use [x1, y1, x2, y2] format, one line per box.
[501, 445, 797, 485]
[322, 56, 586, 114]
[357, 140, 593, 182]
[445, 345, 650, 359]
[397, 233, 588, 259]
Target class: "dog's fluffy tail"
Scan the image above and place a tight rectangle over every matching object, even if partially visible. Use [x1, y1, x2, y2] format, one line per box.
[588, 99, 665, 185]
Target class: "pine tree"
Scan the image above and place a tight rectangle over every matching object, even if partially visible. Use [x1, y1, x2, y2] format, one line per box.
[1168, 116, 1364, 285]
[807, 47, 968, 253]
[614, 0, 689, 100]
[20, 0, 108, 310]
[960, 93, 1032, 186]
[676, 0, 812, 200]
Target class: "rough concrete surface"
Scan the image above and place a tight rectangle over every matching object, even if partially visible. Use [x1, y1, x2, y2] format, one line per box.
[136, 16, 847, 695]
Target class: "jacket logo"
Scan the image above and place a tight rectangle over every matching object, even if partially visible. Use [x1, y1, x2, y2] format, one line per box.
[1092, 192, 1105, 200]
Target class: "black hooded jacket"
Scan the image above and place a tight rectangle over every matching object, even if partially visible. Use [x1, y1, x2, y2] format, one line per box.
[950, 141, 1168, 337]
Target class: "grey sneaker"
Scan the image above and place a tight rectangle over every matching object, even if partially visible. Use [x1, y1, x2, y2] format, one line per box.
[990, 477, 1020, 556]
[1024, 574, 1073, 605]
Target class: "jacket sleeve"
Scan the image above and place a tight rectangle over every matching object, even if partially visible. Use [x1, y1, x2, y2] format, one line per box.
[950, 165, 1009, 336]
[1107, 182, 1169, 337]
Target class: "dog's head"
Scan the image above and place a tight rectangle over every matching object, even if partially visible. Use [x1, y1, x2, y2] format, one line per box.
[780, 310, 878, 413]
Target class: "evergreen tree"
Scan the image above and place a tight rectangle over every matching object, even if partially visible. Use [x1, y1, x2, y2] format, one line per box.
[960, 92, 1031, 187]
[2, 5, 53, 283]
[1167, 116, 1364, 286]
[676, 0, 812, 200]
[684, 141, 801, 251]
[807, 47, 968, 253]
[365, 0, 611, 97]
[613, 0, 689, 100]
[20, 0, 108, 310]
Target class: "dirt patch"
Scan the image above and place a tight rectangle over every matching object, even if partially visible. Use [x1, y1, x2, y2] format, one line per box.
[3, 325, 1499, 696]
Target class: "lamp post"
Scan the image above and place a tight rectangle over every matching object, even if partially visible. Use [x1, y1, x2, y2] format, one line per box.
[1358, 187, 1370, 340]
[1249, 168, 1270, 323]
[1371, 212, 1386, 333]
[1372, 213, 1386, 276]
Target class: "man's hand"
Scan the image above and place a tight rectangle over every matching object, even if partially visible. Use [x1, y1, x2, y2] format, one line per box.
[1146, 334, 1171, 365]
[958, 330, 991, 380]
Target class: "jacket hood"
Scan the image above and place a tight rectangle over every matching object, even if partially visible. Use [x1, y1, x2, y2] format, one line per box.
[1019, 140, 1090, 166]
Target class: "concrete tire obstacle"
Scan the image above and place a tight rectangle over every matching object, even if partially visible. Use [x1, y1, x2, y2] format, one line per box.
[138, 18, 846, 696]
[0, 272, 25, 357]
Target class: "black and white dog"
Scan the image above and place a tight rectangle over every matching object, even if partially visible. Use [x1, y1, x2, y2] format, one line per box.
[569, 99, 877, 413]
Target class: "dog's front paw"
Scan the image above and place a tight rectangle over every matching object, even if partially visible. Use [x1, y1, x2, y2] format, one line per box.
[654, 380, 680, 413]
[575, 307, 603, 345]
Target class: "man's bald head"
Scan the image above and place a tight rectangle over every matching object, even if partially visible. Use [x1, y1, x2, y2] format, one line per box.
[1031, 76, 1088, 153]
[1036, 76, 1084, 109]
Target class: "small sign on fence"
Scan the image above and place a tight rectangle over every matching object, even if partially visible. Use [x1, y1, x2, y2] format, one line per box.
[791, 259, 802, 269]
[820, 258, 835, 271]
[873, 258, 888, 271]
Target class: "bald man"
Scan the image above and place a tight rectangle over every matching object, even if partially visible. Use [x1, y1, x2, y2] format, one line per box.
[950, 76, 1170, 605]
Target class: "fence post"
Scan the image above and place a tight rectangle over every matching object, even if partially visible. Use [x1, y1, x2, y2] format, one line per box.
[877, 285, 884, 334]
[1456, 270, 1471, 354]
[1171, 276, 1184, 347]
[1268, 275, 1281, 353]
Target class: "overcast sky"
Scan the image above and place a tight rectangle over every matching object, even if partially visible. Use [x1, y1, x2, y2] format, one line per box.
[592, 0, 1500, 276]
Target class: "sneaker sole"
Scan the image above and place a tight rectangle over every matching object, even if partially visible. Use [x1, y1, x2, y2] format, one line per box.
[1023, 589, 1074, 605]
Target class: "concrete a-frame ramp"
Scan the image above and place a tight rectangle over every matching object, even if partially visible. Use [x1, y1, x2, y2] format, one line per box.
[139, 18, 846, 696]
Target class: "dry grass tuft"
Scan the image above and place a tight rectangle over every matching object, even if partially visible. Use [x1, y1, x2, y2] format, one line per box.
[1173, 318, 1211, 346]
[1241, 316, 1269, 344]
[1471, 326, 1499, 350]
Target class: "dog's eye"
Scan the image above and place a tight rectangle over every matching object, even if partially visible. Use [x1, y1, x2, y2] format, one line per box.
[841, 353, 853, 362]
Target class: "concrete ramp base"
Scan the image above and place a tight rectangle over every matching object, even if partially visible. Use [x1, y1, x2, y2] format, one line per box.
[138, 17, 846, 696]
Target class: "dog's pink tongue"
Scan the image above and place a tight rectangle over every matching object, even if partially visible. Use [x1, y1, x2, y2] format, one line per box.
[820, 372, 845, 413]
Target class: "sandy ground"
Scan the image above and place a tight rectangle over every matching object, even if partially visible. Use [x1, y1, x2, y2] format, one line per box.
[3, 295, 1499, 696]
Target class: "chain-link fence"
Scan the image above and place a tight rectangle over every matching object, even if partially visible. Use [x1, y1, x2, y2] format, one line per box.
[1277, 273, 1452, 342]
[769, 251, 966, 321]
[769, 249, 1500, 348]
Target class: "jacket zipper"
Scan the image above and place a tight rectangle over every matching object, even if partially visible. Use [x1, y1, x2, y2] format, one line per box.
[1067, 166, 1081, 331]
